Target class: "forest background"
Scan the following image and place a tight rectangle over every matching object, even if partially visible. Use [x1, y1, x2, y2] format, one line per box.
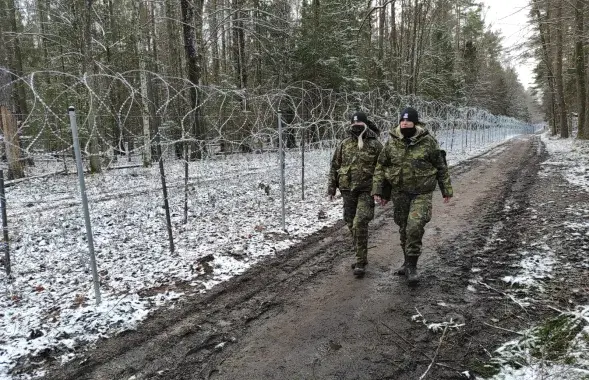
[0, 0, 589, 178]
[2, 0, 586, 179]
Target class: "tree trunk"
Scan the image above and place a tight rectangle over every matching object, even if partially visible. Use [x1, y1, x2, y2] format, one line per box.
[135, 0, 153, 166]
[575, 0, 587, 139]
[252, 0, 262, 86]
[454, 1, 460, 70]
[83, 0, 102, 173]
[220, 0, 228, 76]
[105, 0, 124, 152]
[180, 0, 205, 158]
[585, 65, 589, 140]
[390, 0, 398, 88]
[412, 0, 432, 94]
[531, 0, 558, 136]
[0, 106, 24, 179]
[37, 0, 51, 84]
[9, 0, 28, 117]
[209, 0, 220, 82]
[149, 0, 162, 161]
[0, 0, 7, 69]
[232, 0, 247, 94]
[378, 0, 385, 62]
[407, 0, 419, 93]
[554, 0, 568, 138]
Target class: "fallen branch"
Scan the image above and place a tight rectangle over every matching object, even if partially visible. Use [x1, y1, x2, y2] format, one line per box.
[419, 325, 448, 380]
[4, 170, 66, 187]
[482, 322, 525, 336]
[435, 362, 467, 377]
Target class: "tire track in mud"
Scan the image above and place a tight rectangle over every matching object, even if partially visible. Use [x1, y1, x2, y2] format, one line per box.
[38, 136, 546, 380]
[36, 219, 355, 380]
[408, 135, 549, 379]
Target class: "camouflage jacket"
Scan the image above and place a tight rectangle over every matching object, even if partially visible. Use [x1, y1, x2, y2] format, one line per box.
[327, 128, 383, 195]
[371, 125, 453, 198]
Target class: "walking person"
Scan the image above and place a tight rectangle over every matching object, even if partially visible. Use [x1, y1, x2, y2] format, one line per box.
[327, 112, 383, 277]
[371, 107, 453, 286]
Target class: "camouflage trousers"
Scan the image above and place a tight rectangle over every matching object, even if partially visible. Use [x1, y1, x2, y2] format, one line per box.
[341, 191, 375, 265]
[391, 192, 433, 258]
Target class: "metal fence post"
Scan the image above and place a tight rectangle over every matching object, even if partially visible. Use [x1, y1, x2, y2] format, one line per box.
[0, 170, 10, 277]
[155, 130, 175, 254]
[68, 106, 102, 305]
[278, 111, 286, 231]
[125, 141, 131, 162]
[301, 124, 305, 201]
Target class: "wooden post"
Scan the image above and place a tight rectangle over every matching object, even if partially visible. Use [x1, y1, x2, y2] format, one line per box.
[0, 68, 24, 180]
[0, 105, 24, 180]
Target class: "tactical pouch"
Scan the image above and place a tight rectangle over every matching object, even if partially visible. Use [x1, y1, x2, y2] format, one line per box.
[337, 166, 351, 189]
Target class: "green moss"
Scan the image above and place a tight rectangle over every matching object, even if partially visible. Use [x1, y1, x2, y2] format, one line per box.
[472, 314, 587, 377]
[531, 314, 583, 361]
[563, 355, 577, 365]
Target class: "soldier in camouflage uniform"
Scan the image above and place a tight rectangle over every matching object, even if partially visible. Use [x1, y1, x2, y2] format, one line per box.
[372, 107, 453, 286]
[327, 112, 383, 276]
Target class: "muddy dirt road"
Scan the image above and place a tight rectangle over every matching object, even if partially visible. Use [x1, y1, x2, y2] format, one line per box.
[41, 134, 589, 379]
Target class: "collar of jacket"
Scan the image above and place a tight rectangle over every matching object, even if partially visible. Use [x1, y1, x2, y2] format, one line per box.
[390, 124, 429, 144]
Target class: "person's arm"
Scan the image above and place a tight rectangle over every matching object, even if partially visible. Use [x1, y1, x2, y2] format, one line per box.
[429, 139, 453, 200]
[371, 145, 390, 205]
[327, 142, 343, 198]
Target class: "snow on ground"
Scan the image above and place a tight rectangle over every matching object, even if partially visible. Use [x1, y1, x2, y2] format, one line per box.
[486, 133, 589, 380]
[501, 243, 556, 290]
[489, 306, 589, 380]
[0, 128, 529, 379]
[541, 134, 589, 193]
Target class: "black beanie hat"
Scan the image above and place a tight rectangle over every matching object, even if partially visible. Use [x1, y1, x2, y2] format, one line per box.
[351, 111, 369, 125]
[399, 107, 419, 124]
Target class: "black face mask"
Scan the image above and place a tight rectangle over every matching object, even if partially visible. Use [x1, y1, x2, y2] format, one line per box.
[400, 127, 416, 138]
[351, 125, 366, 136]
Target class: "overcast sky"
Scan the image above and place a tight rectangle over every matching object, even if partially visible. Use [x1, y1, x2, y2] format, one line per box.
[481, 0, 536, 89]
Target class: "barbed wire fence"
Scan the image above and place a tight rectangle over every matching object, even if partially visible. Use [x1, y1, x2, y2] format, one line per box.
[0, 69, 536, 303]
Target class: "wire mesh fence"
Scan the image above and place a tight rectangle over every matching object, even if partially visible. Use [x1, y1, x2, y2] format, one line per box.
[1, 75, 535, 173]
[0, 74, 537, 282]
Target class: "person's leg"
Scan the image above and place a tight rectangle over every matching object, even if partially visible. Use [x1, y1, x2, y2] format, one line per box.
[391, 192, 411, 274]
[352, 192, 375, 273]
[404, 192, 433, 285]
[341, 190, 357, 236]
[342, 191, 362, 273]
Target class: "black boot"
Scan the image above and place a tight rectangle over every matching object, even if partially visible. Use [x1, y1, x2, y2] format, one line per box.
[396, 243, 407, 275]
[396, 254, 408, 275]
[353, 262, 366, 276]
[405, 256, 419, 286]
